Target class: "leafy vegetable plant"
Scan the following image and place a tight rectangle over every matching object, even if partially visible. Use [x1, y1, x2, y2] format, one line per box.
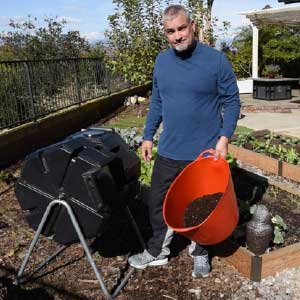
[271, 214, 288, 244]
[231, 131, 300, 165]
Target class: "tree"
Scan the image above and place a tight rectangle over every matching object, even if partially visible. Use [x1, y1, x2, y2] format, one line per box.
[260, 26, 300, 77]
[87, 42, 106, 59]
[184, 0, 214, 45]
[226, 24, 300, 78]
[106, 0, 229, 84]
[226, 26, 253, 78]
[105, 0, 168, 84]
[0, 16, 90, 60]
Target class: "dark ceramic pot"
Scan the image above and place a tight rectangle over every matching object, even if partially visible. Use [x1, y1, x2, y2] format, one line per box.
[246, 205, 273, 256]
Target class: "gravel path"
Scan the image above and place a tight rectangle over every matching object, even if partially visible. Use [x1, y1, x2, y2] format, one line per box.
[233, 268, 300, 300]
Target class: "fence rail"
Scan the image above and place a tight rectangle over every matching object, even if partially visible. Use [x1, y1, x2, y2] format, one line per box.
[0, 58, 130, 130]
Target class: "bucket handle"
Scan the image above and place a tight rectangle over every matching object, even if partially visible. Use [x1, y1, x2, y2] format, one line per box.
[196, 148, 227, 162]
[196, 148, 216, 160]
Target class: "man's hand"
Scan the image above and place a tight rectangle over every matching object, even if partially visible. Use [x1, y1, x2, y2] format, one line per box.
[215, 136, 229, 159]
[141, 140, 153, 162]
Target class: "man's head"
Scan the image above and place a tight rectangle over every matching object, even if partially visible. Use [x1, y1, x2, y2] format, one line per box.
[163, 5, 195, 52]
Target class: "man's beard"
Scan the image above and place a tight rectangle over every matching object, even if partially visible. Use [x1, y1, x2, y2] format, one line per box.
[173, 40, 193, 52]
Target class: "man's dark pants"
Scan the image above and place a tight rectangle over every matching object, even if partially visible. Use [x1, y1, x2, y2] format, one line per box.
[147, 154, 208, 258]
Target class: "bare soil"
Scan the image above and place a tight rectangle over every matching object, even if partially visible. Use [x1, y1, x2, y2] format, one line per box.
[1, 102, 300, 300]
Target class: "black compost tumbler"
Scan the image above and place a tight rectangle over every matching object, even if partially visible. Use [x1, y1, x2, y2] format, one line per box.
[15, 128, 141, 245]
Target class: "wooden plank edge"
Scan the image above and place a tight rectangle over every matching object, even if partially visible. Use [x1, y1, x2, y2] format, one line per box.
[229, 144, 300, 183]
[216, 241, 300, 281]
[261, 242, 300, 278]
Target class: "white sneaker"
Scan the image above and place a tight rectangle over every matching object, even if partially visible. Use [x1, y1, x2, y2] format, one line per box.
[192, 254, 211, 278]
[128, 249, 168, 269]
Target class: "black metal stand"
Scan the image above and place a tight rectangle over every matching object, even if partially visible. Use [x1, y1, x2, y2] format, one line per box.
[16, 199, 145, 300]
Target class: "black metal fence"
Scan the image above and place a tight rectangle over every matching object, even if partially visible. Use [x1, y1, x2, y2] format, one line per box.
[0, 58, 130, 130]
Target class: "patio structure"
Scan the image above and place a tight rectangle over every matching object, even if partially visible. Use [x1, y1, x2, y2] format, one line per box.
[241, 5, 300, 79]
[238, 5, 300, 95]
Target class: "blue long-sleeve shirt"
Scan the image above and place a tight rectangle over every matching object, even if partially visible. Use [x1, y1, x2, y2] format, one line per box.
[144, 41, 241, 161]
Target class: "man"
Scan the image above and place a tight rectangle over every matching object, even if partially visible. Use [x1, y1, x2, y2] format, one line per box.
[128, 5, 240, 278]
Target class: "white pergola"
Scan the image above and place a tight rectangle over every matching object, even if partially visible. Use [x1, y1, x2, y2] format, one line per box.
[241, 6, 300, 78]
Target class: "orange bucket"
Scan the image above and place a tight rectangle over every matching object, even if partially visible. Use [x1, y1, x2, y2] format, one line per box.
[163, 149, 239, 245]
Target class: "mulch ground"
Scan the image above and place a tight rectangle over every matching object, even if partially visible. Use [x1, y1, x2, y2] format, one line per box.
[1, 99, 300, 300]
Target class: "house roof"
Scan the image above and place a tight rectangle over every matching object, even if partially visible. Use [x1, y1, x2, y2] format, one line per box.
[241, 6, 300, 27]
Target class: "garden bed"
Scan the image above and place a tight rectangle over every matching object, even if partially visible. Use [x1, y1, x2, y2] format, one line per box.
[214, 167, 300, 281]
[229, 130, 300, 182]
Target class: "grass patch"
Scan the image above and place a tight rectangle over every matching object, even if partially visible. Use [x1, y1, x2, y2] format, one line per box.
[107, 114, 251, 135]
[108, 116, 146, 128]
[234, 125, 253, 135]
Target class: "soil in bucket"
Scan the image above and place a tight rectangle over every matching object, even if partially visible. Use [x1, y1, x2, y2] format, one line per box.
[183, 193, 223, 227]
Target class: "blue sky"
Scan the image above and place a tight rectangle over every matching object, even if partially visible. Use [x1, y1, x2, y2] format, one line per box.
[1, 0, 299, 42]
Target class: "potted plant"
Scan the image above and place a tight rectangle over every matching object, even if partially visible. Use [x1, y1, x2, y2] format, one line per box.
[262, 64, 281, 79]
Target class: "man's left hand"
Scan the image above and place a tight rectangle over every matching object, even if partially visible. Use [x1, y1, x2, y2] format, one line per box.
[215, 136, 229, 159]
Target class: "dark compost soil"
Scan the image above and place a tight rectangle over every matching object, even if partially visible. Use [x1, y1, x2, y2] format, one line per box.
[184, 193, 223, 227]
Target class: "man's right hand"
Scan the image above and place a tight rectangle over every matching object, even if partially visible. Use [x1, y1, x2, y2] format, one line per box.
[141, 140, 153, 162]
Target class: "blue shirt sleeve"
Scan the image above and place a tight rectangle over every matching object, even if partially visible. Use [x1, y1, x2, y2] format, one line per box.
[143, 70, 162, 141]
[217, 53, 241, 139]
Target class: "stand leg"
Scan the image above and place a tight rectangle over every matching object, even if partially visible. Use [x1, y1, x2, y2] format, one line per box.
[54, 200, 112, 299]
[112, 267, 135, 298]
[16, 200, 112, 299]
[16, 200, 146, 300]
[17, 200, 60, 283]
[17, 244, 67, 284]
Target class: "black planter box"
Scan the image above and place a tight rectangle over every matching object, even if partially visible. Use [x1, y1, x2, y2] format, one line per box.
[253, 78, 299, 100]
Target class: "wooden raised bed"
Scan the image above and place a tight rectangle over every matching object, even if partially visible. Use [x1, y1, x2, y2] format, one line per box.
[213, 165, 300, 281]
[228, 144, 300, 182]
[214, 239, 300, 282]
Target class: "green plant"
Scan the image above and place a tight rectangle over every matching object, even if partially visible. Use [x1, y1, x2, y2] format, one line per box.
[115, 127, 144, 151]
[226, 152, 237, 168]
[268, 186, 281, 200]
[0, 170, 15, 184]
[287, 193, 300, 209]
[234, 126, 253, 135]
[137, 146, 158, 186]
[262, 64, 280, 78]
[285, 148, 300, 164]
[231, 131, 300, 165]
[250, 139, 266, 153]
[271, 214, 288, 244]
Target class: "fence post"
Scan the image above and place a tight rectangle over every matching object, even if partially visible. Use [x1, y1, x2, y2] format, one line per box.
[100, 62, 111, 95]
[73, 60, 82, 105]
[23, 62, 37, 122]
